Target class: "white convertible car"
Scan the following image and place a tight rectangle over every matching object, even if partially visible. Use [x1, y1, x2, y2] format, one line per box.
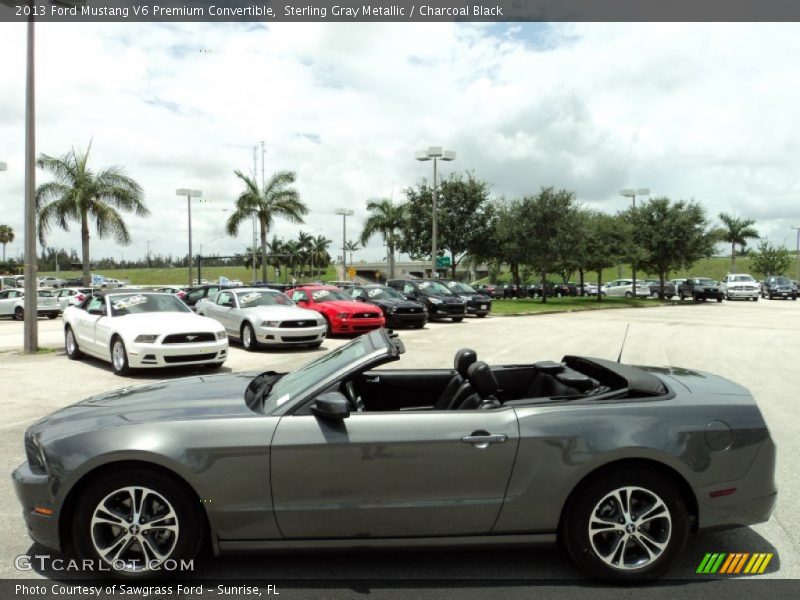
[196, 287, 327, 350]
[63, 290, 228, 375]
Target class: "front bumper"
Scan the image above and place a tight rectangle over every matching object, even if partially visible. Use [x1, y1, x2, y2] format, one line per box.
[257, 324, 327, 345]
[331, 317, 385, 334]
[466, 301, 492, 316]
[128, 340, 228, 367]
[386, 312, 428, 327]
[428, 305, 467, 319]
[12, 461, 61, 552]
[766, 289, 796, 299]
[725, 288, 759, 298]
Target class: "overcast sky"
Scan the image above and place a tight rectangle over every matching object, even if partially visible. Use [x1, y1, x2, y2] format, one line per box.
[1, 22, 799, 264]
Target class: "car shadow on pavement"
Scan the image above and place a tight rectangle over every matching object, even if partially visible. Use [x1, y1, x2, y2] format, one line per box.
[72, 353, 236, 380]
[24, 526, 779, 583]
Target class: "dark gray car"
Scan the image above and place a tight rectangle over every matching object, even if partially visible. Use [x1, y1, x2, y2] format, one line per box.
[13, 329, 776, 580]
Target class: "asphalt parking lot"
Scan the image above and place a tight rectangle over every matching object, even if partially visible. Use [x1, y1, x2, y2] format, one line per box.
[0, 299, 798, 588]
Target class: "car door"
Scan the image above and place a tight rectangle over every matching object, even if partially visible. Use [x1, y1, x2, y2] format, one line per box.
[74, 295, 105, 352]
[270, 407, 520, 539]
[0, 290, 15, 316]
[213, 290, 236, 332]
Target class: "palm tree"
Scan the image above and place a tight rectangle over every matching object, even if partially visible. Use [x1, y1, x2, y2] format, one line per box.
[311, 235, 332, 279]
[226, 170, 307, 282]
[717, 212, 759, 270]
[345, 240, 361, 266]
[0, 225, 14, 262]
[359, 198, 405, 279]
[36, 142, 148, 285]
[266, 235, 285, 278]
[297, 231, 313, 279]
[282, 239, 302, 284]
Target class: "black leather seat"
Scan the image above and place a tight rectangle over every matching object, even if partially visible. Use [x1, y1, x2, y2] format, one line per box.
[457, 361, 502, 410]
[433, 348, 477, 410]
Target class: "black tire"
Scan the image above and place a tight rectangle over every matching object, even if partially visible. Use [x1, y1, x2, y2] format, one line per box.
[14, 306, 23, 321]
[47, 313, 58, 319]
[716, 297, 723, 303]
[477, 313, 487, 318]
[241, 322, 258, 351]
[678, 293, 684, 301]
[562, 468, 690, 581]
[71, 467, 205, 579]
[452, 317, 464, 323]
[726, 294, 732, 301]
[65, 326, 83, 360]
[693, 294, 700, 303]
[204, 362, 225, 370]
[414, 322, 426, 329]
[307, 341, 323, 349]
[624, 292, 633, 299]
[111, 336, 130, 376]
[753, 296, 759, 302]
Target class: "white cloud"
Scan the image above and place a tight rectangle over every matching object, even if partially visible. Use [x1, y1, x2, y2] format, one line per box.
[1, 21, 799, 267]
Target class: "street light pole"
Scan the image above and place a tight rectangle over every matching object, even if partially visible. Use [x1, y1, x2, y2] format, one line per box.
[23, 12, 37, 353]
[176, 189, 202, 287]
[335, 209, 354, 280]
[620, 187, 650, 297]
[792, 226, 800, 283]
[416, 146, 456, 278]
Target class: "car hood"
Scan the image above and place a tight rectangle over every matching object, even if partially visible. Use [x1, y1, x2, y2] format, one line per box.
[28, 372, 259, 443]
[456, 293, 491, 302]
[426, 294, 464, 303]
[239, 306, 322, 321]
[316, 300, 382, 314]
[113, 312, 223, 333]
[368, 298, 423, 309]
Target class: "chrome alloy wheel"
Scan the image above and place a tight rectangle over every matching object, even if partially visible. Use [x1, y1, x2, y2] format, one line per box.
[112, 341, 126, 371]
[243, 325, 252, 348]
[90, 486, 179, 572]
[588, 486, 672, 571]
[65, 329, 76, 354]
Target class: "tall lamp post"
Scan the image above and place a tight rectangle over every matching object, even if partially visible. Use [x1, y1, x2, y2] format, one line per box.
[416, 146, 455, 278]
[620, 187, 650, 296]
[176, 189, 203, 287]
[792, 226, 800, 283]
[335, 209, 354, 280]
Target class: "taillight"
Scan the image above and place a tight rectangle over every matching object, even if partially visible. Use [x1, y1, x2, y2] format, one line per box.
[75, 293, 85, 302]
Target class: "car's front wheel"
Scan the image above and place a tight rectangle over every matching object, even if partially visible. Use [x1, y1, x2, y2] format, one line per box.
[111, 337, 130, 376]
[562, 468, 690, 580]
[14, 306, 24, 321]
[624, 292, 633, 299]
[452, 317, 464, 322]
[72, 467, 205, 578]
[65, 326, 83, 360]
[241, 322, 258, 351]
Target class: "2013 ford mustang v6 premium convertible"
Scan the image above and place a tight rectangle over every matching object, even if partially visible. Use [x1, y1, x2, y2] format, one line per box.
[13, 329, 776, 580]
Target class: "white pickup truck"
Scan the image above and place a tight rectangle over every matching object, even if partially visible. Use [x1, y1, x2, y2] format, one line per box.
[719, 273, 760, 301]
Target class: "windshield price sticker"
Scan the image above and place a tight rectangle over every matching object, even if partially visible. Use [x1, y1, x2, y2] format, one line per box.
[239, 292, 261, 305]
[112, 295, 148, 310]
[368, 289, 383, 298]
[312, 290, 331, 300]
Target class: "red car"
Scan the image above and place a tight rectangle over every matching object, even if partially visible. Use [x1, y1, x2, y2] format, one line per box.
[287, 285, 385, 334]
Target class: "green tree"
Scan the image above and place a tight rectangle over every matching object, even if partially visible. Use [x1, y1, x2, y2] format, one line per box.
[487, 199, 526, 286]
[297, 231, 313, 278]
[311, 235, 332, 278]
[345, 240, 360, 265]
[716, 213, 759, 270]
[0, 225, 14, 262]
[36, 142, 148, 285]
[630, 197, 715, 298]
[584, 211, 629, 302]
[226, 170, 307, 282]
[401, 172, 494, 278]
[359, 198, 406, 280]
[750, 241, 792, 278]
[518, 187, 578, 303]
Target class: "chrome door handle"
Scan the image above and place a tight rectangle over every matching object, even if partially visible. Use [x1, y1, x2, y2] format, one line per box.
[461, 434, 507, 444]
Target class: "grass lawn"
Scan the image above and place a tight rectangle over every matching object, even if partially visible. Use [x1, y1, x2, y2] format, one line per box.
[490, 296, 669, 315]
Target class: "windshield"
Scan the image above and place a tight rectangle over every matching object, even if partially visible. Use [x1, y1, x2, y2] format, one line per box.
[262, 334, 381, 412]
[109, 293, 191, 316]
[311, 288, 352, 302]
[237, 290, 294, 307]
[731, 275, 755, 282]
[774, 277, 791, 285]
[417, 281, 454, 296]
[696, 278, 715, 286]
[446, 281, 476, 293]
[362, 287, 406, 301]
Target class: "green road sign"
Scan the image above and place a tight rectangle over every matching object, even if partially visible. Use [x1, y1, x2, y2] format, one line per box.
[436, 256, 451, 268]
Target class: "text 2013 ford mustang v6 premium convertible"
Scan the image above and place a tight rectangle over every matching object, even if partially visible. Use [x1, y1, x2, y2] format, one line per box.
[13, 330, 776, 580]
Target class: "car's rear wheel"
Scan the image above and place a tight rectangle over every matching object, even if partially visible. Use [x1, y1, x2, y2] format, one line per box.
[47, 313, 58, 319]
[452, 317, 464, 323]
[111, 337, 130, 376]
[241, 322, 258, 351]
[72, 467, 205, 579]
[562, 468, 690, 580]
[716, 296, 723, 303]
[65, 326, 83, 360]
[624, 292, 633, 299]
[753, 296, 759, 302]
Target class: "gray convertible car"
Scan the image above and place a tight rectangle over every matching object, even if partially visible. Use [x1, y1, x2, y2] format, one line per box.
[13, 329, 776, 580]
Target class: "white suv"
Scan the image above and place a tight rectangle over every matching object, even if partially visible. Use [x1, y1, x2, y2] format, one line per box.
[720, 273, 760, 301]
[601, 279, 651, 298]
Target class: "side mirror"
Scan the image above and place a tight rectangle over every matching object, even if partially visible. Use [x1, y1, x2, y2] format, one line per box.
[405, 293, 416, 301]
[356, 296, 366, 302]
[311, 392, 350, 420]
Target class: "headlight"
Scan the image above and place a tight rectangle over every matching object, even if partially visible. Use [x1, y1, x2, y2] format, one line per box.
[134, 334, 158, 343]
[386, 306, 396, 313]
[216, 330, 227, 340]
[429, 297, 443, 304]
[260, 321, 280, 328]
[336, 312, 349, 319]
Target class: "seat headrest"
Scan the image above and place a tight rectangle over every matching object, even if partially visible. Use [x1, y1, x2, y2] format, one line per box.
[467, 361, 498, 397]
[454, 348, 477, 378]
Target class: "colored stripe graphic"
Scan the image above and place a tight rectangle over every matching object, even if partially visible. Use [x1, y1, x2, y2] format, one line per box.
[698, 552, 773, 575]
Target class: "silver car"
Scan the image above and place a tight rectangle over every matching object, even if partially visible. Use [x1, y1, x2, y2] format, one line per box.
[197, 287, 327, 350]
[13, 330, 776, 580]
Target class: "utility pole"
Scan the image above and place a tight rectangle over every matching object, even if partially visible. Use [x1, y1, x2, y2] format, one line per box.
[23, 13, 37, 353]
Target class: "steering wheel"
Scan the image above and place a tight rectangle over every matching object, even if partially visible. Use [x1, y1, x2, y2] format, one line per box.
[344, 380, 364, 412]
